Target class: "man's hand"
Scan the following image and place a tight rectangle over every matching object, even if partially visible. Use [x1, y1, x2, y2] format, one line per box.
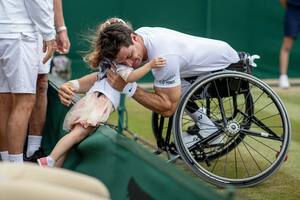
[58, 82, 76, 106]
[106, 68, 127, 91]
[56, 30, 70, 54]
[42, 39, 56, 64]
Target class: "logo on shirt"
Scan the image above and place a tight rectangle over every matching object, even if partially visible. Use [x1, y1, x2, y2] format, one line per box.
[158, 74, 176, 85]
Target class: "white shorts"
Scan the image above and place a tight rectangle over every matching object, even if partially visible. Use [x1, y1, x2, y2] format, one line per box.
[0, 33, 39, 93]
[180, 72, 210, 95]
[87, 78, 120, 110]
[37, 34, 51, 74]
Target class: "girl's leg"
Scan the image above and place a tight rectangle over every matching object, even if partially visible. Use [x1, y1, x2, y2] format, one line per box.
[54, 151, 68, 168]
[50, 124, 94, 162]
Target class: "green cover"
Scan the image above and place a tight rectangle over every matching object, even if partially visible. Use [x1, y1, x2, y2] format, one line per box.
[63, 0, 299, 80]
[42, 77, 231, 200]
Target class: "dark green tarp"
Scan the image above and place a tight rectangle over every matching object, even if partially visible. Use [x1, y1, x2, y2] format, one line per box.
[42, 77, 232, 200]
[62, 0, 300, 80]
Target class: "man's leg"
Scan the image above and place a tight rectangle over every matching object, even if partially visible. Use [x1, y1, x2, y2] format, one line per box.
[27, 74, 48, 158]
[7, 94, 36, 163]
[0, 93, 11, 161]
[279, 36, 294, 88]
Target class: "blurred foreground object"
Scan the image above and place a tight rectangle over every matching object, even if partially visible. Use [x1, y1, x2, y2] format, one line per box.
[0, 163, 110, 200]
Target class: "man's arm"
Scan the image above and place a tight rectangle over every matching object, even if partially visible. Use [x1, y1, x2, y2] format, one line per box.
[133, 86, 181, 117]
[24, 0, 55, 41]
[24, 0, 56, 63]
[53, 0, 70, 54]
[106, 69, 181, 117]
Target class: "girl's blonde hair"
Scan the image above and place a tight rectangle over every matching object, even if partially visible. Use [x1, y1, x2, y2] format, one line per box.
[84, 18, 132, 68]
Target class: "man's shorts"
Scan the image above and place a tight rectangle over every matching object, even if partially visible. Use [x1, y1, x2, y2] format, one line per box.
[37, 34, 51, 74]
[284, 5, 300, 38]
[0, 33, 39, 94]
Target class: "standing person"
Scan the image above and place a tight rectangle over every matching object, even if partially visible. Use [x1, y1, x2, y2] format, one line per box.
[0, 0, 56, 163]
[58, 21, 240, 148]
[25, 0, 71, 162]
[279, 0, 300, 88]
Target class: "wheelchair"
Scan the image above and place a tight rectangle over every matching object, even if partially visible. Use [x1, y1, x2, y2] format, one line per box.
[151, 53, 291, 187]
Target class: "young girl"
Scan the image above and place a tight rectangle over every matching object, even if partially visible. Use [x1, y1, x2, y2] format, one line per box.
[37, 18, 165, 167]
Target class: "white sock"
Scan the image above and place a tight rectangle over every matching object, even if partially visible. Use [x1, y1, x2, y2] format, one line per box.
[0, 151, 9, 161]
[9, 153, 23, 163]
[47, 156, 55, 167]
[27, 135, 42, 157]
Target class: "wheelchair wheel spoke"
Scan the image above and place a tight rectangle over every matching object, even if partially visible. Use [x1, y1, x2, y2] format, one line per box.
[247, 135, 279, 152]
[240, 129, 282, 141]
[241, 140, 263, 172]
[236, 138, 250, 176]
[173, 71, 290, 187]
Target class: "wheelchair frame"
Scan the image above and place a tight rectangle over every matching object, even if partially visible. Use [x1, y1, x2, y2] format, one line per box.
[151, 56, 291, 187]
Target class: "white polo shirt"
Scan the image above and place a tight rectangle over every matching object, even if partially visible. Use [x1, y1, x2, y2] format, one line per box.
[0, 0, 55, 41]
[136, 27, 240, 88]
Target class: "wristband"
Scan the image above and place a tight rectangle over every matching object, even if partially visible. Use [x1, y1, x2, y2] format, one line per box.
[122, 82, 137, 97]
[68, 80, 80, 92]
[56, 26, 67, 33]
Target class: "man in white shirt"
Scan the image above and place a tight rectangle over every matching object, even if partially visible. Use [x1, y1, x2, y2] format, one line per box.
[57, 23, 239, 145]
[25, 0, 71, 162]
[0, 0, 56, 163]
[64, 25, 238, 114]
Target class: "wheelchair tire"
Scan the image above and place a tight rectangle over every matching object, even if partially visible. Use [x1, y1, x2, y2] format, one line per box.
[173, 71, 291, 187]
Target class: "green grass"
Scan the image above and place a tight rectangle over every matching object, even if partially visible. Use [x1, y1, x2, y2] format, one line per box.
[107, 87, 300, 200]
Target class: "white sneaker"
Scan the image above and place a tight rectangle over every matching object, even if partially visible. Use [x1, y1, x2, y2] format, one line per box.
[279, 74, 290, 89]
[182, 132, 200, 148]
[199, 128, 224, 145]
[196, 110, 224, 145]
[189, 107, 224, 145]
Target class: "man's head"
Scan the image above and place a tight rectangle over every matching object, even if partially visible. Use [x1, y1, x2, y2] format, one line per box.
[100, 24, 146, 68]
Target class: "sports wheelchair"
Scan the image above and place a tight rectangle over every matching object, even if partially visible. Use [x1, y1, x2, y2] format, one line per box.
[151, 53, 291, 187]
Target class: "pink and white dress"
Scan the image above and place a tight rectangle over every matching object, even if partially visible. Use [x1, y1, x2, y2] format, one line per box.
[63, 92, 113, 131]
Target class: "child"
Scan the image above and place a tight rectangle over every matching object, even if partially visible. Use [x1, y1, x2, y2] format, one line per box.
[37, 18, 165, 167]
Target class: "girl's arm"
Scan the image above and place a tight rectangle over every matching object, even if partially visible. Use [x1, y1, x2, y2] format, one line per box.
[126, 57, 166, 82]
[58, 72, 98, 106]
[126, 63, 152, 82]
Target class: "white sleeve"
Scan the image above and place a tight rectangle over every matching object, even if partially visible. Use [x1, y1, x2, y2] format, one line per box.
[116, 64, 134, 81]
[24, 0, 55, 41]
[152, 54, 181, 88]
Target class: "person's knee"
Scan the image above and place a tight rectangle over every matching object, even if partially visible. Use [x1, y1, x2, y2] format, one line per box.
[36, 74, 49, 95]
[75, 131, 89, 143]
[12, 94, 36, 111]
[282, 44, 292, 52]
[282, 38, 294, 52]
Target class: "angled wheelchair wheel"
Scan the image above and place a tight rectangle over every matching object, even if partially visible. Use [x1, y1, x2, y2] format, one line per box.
[173, 71, 291, 187]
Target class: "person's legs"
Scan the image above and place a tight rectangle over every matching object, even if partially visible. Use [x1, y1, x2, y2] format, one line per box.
[0, 34, 39, 163]
[279, 37, 294, 88]
[7, 94, 36, 163]
[180, 77, 222, 145]
[0, 93, 11, 161]
[38, 124, 94, 167]
[27, 74, 48, 158]
[279, 37, 294, 75]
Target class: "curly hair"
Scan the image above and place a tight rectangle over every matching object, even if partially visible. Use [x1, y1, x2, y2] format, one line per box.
[83, 18, 133, 68]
